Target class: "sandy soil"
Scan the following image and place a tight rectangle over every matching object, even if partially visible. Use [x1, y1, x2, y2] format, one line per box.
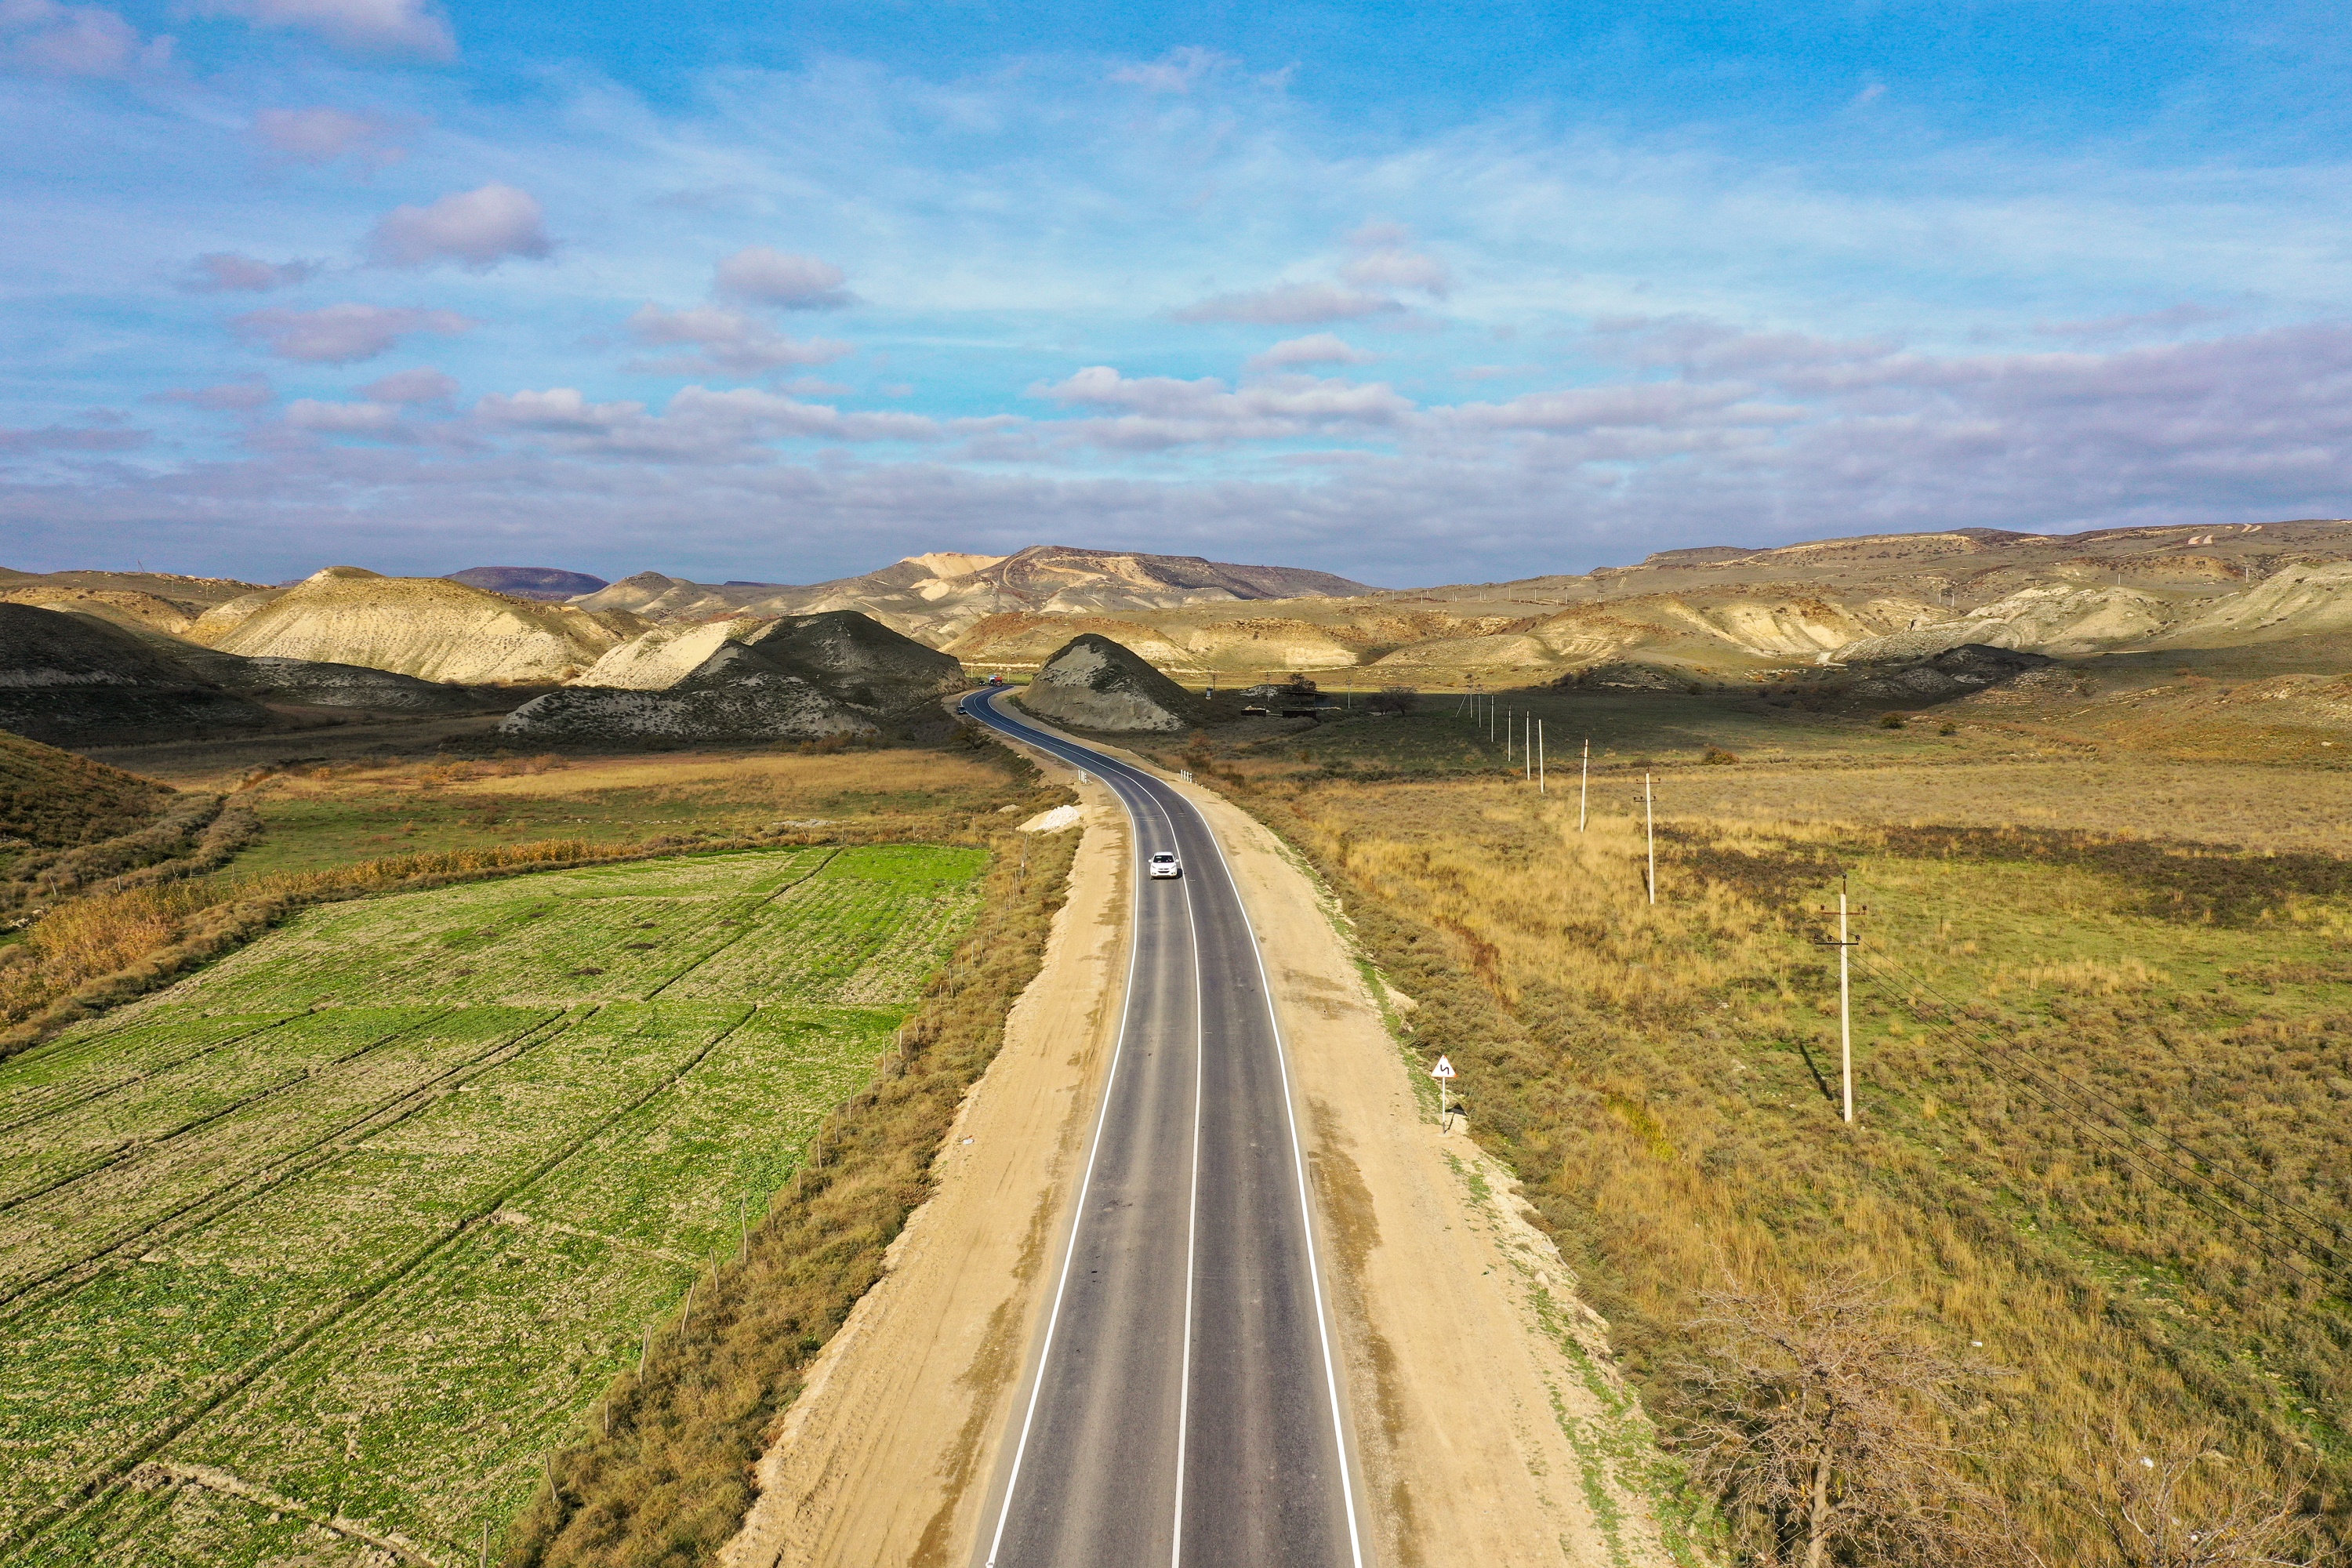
[719, 765, 1132, 1568]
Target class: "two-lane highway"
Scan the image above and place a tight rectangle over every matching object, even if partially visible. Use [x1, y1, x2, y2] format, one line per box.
[962, 690, 1366, 1568]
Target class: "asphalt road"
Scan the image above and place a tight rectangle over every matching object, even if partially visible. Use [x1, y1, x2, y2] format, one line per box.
[962, 690, 1367, 1568]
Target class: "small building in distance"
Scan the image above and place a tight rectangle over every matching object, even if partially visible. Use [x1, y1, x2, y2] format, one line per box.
[1237, 676, 1332, 717]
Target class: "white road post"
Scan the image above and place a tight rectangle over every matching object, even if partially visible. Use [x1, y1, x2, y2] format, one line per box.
[1645, 772, 1656, 905]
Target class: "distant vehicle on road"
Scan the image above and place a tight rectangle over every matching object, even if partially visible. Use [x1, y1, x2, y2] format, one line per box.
[1148, 851, 1182, 879]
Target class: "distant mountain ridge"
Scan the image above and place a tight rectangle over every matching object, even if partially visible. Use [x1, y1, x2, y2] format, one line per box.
[572, 545, 1374, 644]
[445, 566, 610, 601]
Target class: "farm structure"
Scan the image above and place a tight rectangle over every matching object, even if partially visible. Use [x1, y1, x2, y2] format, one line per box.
[0, 843, 984, 1565]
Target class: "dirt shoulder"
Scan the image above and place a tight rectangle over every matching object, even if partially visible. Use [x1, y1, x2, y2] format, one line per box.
[1012, 714, 1690, 1567]
[719, 763, 1130, 1568]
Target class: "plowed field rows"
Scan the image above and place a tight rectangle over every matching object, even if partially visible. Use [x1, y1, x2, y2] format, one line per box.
[0, 844, 985, 1566]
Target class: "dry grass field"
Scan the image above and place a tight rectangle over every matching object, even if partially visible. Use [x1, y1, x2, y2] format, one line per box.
[1152, 682, 2352, 1563]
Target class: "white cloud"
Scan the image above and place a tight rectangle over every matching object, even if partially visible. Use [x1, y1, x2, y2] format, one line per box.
[194, 0, 453, 59]
[366, 184, 550, 271]
[148, 378, 274, 411]
[361, 367, 456, 403]
[1341, 248, 1450, 296]
[250, 107, 407, 170]
[0, 420, 147, 452]
[285, 397, 408, 436]
[1247, 334, 1374, 371]
[1109, 45, 1236, 94]
[178, 252, 318, 293]
[0, 0, 169, 76]
[230, 303, 474, 364]
[470, 383, 941, 463]
[476, 387, 641, 431]
[1036, 365, 1412, 448]
[710, 247, 853, 309]
[1171, 283, 1403, 325]
[626, 304, 852, 377]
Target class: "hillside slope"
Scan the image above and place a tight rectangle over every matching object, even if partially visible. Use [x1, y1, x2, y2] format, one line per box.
[0, 730, 168, 850]
[947, 519, 2352, 685]
[198, 567, 647, 684]
[0, 604, 273, 746]
[499, 610, 967, 742]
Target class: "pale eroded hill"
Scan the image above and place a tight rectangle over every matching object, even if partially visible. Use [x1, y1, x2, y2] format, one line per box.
[196, 567, 648, 684]
[574, 544, 1373, 644]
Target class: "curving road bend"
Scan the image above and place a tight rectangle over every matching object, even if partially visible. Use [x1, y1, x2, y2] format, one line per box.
[961, 689, 1367, 1568]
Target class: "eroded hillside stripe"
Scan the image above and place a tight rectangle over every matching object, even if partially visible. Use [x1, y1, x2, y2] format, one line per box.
[0, 1008, 462, 1214]
[0, 1007, 574, 1321]
[1, 1007, 756, 1564]
[642, 846, 840, 999]
[0, 1014, 297, 1139]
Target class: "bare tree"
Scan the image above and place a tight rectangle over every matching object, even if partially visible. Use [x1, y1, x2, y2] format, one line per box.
[2089, 1422, 2322, 1568]
[1367, 685, 1417, 715]
[1677, 1272, 1994, 1567]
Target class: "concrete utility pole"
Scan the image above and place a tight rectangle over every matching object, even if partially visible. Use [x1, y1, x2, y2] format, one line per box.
[1537, 720, 1545, 794]
[1644, 773, 1656, 904]
[1579, 738, 1589, 831]
[1814, 883, 1864, 1123]
[1524, 717, 1532, 783]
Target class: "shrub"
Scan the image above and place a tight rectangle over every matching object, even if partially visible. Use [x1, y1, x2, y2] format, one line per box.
[1703, 746, 1740, 765]
[1878, 712, 1910, 729]
[1938, 721, 1959, 736]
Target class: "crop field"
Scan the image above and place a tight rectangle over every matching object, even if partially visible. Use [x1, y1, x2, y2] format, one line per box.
[0, 841, 985, 1566]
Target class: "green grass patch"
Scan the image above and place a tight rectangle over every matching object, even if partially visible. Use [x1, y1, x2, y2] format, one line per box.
[0, 843, 987, 1565]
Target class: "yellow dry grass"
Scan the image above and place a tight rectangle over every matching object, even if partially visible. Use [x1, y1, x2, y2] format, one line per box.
[351, 748, 1003, 800]
[1655, 758, 2352, 855]
[1243, 768, 2352, 1561]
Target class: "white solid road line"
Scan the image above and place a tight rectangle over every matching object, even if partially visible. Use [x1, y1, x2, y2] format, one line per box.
[1168, 833, 1207, 1567]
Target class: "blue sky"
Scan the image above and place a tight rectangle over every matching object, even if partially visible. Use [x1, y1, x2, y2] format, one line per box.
[3, 0, 2349, 586]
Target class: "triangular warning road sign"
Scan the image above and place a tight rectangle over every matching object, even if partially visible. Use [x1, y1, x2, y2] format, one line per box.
[1429, 1055, 1456, 1080]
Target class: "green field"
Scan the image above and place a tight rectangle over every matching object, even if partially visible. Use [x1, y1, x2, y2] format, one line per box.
[0, 842, 985, 1566]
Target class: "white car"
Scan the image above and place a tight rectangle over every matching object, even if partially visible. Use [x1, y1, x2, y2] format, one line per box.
[1148, 851, 1182, 879]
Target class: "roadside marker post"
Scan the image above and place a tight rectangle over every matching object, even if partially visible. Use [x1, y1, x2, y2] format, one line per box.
[1430, 1054, 1457, 1132]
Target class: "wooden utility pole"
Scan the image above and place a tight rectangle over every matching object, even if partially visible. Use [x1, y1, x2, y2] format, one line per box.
[1815, 880, 1864, 1124]
[1579, 739, 1589, 831]
[1644, 772, 1656, 905]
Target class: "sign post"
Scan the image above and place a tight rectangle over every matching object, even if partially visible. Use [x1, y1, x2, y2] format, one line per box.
[1430, 1054, 1457, 1132]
